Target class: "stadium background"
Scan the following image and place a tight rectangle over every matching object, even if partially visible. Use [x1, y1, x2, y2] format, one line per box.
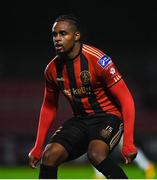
[0, 1, 157, 178]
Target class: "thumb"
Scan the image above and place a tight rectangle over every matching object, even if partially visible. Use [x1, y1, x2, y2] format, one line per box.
[124, 157, 129, 164]
[29, 155, 39, 169]
[31, 158, 39, 169]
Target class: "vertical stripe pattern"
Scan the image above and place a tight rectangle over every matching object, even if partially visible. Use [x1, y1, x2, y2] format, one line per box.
[109, 123, 123, 150]
[80, 54, 104, 113]
[56, 60, 77, 114]
[65, 60, 86, 115]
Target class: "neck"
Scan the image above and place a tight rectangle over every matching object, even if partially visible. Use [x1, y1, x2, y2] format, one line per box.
[66, 43, 82, 60]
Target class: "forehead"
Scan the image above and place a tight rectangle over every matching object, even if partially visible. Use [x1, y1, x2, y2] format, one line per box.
[52, 21, 75, 32]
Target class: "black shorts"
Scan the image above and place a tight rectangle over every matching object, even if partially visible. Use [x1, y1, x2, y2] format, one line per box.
[50, 113, 123, 160]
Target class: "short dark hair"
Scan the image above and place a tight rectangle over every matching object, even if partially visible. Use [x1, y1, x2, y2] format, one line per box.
[55, 14, 81, 32]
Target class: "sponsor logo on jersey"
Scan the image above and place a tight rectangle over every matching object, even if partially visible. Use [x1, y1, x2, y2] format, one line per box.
[72, 86, 91, 96]
[97, 55, 112, 68]
[63, 86, 92, 97]
[63, 89, 72, 96]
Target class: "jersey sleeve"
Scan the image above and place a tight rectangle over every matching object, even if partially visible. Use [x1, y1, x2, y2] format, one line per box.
[96, 54, 137, 156]
[109, 80, 137, 157]
[44, 64, 59, 93]
[95, 54, 122, 87]
[29, 66, 59, 160]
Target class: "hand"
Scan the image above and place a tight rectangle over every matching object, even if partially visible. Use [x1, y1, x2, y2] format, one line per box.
[122, 144, 138, 164]
[124, 152, 137, 164]
[28, 153, 39, 169]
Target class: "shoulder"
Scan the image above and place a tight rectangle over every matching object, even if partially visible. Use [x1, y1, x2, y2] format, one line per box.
[45, 56, 58, 73]
[82, 44, 112, 67]
[44, 55, 58, 80]
[82, 44, 105, 60]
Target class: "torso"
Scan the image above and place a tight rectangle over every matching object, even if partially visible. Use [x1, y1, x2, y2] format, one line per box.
[45, 44, 122, 118]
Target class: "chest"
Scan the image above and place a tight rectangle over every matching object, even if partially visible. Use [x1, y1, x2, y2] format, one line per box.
[54, 60, 101, 97]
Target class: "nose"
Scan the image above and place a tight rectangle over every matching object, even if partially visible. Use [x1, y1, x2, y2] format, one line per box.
[54, 34, 61, 42]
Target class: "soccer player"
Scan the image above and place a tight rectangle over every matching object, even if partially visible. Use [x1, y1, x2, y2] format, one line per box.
[28, 14, 137, 179]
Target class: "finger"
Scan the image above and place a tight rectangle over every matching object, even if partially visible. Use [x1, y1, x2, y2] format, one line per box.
[125, 156, 135, 164]
[128, 153, 137, 163]
[125, 153, 137, 164]
[31, 163, 37, 169]
[33, 158, 39, 167]
[30, 163, 36, 169]
[30, 159, 38, 169]
[125, 157, 129, 164]
[29, 156, 38, 169]
[125, 156, 133, 164]
[29, 160, 35, 168]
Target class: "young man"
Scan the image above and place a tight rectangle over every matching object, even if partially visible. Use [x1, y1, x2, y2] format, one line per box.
[28, 14, 137, 179]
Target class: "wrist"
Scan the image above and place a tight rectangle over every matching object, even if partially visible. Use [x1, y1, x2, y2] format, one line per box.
[122, 144, 137, 157]
[29, 147, 42, 160]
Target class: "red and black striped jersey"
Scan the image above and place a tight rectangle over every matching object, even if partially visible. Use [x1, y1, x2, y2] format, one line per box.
[45, 44, 122, 119]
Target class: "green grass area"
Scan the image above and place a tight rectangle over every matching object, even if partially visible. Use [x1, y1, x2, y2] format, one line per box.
[0, 163, 156, 179]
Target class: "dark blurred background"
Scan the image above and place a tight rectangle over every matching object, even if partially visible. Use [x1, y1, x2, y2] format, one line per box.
[0, 1, 157, 166]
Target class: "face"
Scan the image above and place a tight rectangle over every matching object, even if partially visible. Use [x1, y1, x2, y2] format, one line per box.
[52, 21, 80, 55]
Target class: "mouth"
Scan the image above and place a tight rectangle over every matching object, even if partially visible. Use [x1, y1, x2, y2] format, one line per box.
[55, 44, 63, 51]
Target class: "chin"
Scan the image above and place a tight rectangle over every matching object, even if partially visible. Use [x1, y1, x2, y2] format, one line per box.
[56, 51, 65, 56]
[56, 49, 63, 53]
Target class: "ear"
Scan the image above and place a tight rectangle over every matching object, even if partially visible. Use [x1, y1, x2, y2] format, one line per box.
[75, 32, 81, 41]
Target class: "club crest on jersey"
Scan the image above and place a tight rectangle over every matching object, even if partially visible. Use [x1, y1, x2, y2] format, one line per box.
[80, 70, 91, 85]
[100, 126, 113, 139]
[97, 55, 112, 68]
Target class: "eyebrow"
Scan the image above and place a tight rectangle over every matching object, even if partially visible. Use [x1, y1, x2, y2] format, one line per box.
[52, 30, 69, 37]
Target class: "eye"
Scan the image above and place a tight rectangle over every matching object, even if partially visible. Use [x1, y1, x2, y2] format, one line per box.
[52, 32, 57, 37]
[60, 31, 67, 36]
